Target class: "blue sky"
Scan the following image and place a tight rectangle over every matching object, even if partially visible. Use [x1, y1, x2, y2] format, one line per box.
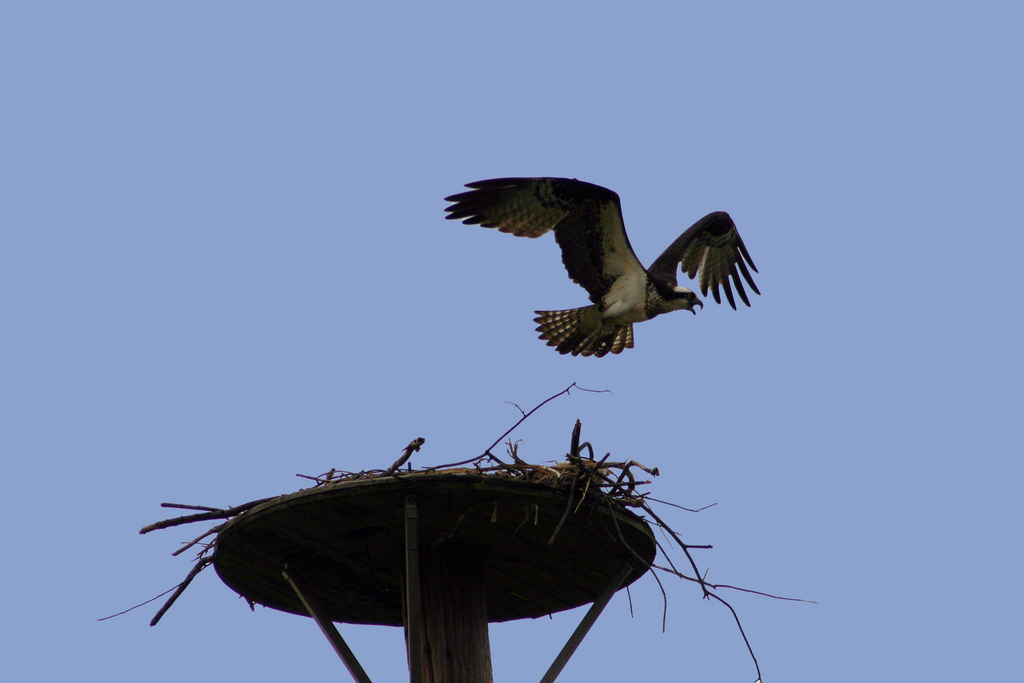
[3, 2, 1021, 681]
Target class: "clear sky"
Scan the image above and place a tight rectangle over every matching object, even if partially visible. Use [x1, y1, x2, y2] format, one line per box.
[3, 2, 1021, 682]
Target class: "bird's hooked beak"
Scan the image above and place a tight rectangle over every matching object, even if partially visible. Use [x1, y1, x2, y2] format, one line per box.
[691, 299, 703, 315]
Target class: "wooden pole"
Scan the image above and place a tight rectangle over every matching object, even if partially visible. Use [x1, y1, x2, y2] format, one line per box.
[416, 542, 493, 683]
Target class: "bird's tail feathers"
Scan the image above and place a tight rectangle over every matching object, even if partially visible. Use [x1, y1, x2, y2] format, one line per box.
[533, 307, 633, 358]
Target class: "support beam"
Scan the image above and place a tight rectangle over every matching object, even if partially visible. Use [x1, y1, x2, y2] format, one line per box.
[404, 496, 424, 683]
[538, 560, 634, 683]
[282, 565, 373, 683]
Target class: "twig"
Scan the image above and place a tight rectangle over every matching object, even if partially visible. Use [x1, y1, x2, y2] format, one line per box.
[171, 525, 223, 557]
[596, 479, 651, 489]
[547, 473, 579, 545]
[598, 485, 654, 572]
[708, 584, 817, 604]
[97, 585, 181, 621]
[647, 497, 717, 513]
[507, 439, 527, 466]
[149, 557, 213, 627]
[622, 460, 658, 477]
[652, 538, 684, 576]
[651, 564, 669, 632]
[160, 503, 222, 512]
[707, 592, 762, 683]
[569, 419, 582, 459]
[511, 504, 534, 539]
[423, 454, 493, 470]
[385, 437, 425, 476]
[481, 383, 609, 461]
[506, 401, 526, 417]
[643, 504, 711, 599]
[431, 499, 497, 546]
[606, 464, 636, 498]
[140, 498, 274, 534]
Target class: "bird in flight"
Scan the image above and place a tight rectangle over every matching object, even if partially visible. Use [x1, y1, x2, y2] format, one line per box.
[444, 177, 759, 357]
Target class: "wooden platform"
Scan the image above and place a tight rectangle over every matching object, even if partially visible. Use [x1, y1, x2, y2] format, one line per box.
[213, 472, 655, 626]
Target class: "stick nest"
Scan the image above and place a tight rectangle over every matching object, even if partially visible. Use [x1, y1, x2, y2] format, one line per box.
[129, 384, 806, 683]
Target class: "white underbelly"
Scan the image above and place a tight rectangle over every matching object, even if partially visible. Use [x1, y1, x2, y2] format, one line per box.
[601, 272, 648, 324]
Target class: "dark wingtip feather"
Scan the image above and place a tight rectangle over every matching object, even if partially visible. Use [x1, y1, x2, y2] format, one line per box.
[736, 259, 760, 296]
[444, 186, 495, 224]
[738, 238, 758, 273]
[443, 208, 472, 221]
[464, 178, 526, 190]
[731, 264, 751, 307]
[443, 211, 490, 226]
[723, 278, 737, 310]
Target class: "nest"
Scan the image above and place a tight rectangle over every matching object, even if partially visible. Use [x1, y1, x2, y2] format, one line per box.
[128, 384, 803, 682]
[302, 427, 658, 505]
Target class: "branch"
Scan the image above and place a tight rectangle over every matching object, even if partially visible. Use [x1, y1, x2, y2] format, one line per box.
[707, 592, 762, 683]
[159, 503, 222, 512]
[98, 585, 181, 622]
[139, 498, 274, 534]
[171, 525, 223, 557]
[706, 583, 817, 604]
[481, 383, 609, 461]
[547, 472, 579, 545]
[647, 496, 717, 513]
[384, 437, 425, 476]
[642, 504, 711, 599]
[149, 556, 214, 626]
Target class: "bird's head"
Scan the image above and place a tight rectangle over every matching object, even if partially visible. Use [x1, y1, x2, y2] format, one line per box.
[668, 286, 703, 315]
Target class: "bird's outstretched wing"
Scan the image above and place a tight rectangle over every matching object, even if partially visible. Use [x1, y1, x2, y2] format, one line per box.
[647, 211, 760, 309]
[444, 178, 646, 305]
[444, 177, 585, 237]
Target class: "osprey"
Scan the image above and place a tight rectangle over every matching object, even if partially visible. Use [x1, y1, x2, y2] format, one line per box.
[444, 177, 759, 357]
